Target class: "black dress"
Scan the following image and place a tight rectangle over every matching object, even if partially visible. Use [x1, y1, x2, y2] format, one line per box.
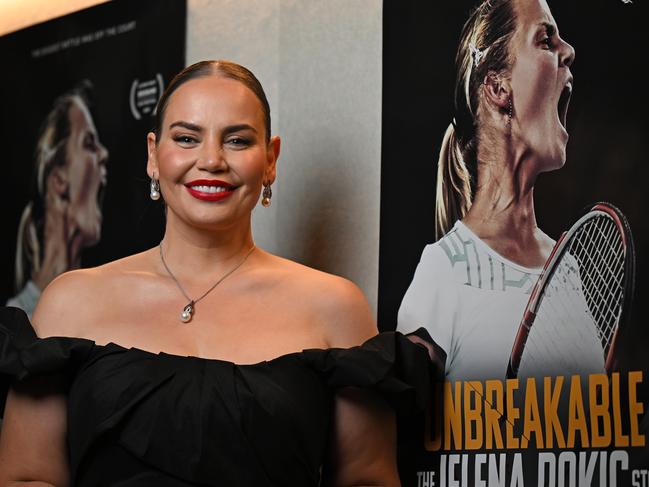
[0, 307, 439, 486]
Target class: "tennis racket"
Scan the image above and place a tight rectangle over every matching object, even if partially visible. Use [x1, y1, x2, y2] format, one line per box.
[507, 202, 635, 380]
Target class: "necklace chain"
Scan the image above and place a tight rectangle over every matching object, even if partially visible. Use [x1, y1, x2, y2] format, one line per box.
[159, 243, 256, 322]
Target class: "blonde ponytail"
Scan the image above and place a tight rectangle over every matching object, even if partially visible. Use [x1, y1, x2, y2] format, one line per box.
[436, 0, 517, 239]
[435, 123, 472, 240]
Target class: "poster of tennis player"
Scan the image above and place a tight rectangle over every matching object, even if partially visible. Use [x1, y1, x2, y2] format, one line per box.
[0, 0, 186, 317]
[380, 1, 649, 485]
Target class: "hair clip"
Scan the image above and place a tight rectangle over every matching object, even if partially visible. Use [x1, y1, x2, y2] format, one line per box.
[469, 43, 484, 68]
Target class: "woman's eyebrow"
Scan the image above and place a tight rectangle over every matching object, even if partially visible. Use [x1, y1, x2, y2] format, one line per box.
[222, 124, 258, 136]
[168, 120, 203, 132]
[538, 21, 556, 37]
[167, 121, 257, 136]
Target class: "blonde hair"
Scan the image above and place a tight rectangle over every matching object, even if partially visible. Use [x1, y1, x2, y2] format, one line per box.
[435, 0, 517, 239]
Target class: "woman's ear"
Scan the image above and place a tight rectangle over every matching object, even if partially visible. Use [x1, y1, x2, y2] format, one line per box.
[49, 165, 69, 200]
[482, 71, 511, 113]
[265, 135, 281, 184]
[146, 132, 158, 178]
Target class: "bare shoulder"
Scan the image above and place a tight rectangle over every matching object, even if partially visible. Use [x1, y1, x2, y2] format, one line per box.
[262, 253, 377, 348]
[32, 250, 154, 339]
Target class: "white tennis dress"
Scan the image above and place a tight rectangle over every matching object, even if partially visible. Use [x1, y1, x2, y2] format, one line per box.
[397, 221, 605, 383]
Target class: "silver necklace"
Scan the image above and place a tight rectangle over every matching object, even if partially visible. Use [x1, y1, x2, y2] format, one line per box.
[159, 243, 256, 322]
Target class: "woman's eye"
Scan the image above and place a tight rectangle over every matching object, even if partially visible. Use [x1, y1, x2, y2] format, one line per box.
[539, 25, 556, 50]
[84, 133, 98, 151]
[226, 137, 250, 148]
[174, 135, 197, 145]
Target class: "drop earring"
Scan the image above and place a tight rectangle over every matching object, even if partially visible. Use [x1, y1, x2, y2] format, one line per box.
[507, 97, 513, 122]
[261, 183, 272, 207]
[150, 178, 161, 200]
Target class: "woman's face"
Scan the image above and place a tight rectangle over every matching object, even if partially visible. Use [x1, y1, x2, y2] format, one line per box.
[508, 0, 575, 171]
[64, 97, 109, 246]
[148, 75, 278, 231]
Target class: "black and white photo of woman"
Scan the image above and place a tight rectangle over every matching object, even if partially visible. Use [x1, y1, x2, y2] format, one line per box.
[7, 82, 109, 317]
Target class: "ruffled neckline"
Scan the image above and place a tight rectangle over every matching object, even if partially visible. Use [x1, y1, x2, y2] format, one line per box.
[2, 305, 440, 369]
[98, 341, 314, 368]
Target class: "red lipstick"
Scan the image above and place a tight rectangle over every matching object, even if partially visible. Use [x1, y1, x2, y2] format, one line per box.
[184, 179, 236, 202]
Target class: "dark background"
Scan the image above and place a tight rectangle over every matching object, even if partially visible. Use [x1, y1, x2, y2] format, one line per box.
[379, 0, 648, 368]
[0, 0, 185, 302]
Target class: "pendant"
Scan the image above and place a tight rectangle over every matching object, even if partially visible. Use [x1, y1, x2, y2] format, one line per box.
[180, 301, 195, 323]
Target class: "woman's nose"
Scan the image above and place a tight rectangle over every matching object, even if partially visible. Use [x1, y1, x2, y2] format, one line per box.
[197, 140, 227, 171]
[97, 141, 109, 165]
[558, 37, 575, 68]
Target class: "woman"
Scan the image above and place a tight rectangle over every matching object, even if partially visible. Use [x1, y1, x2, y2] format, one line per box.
[0, 61, 432, 486]
[397, 0, 604, 382]
[7, 82, 109, 317]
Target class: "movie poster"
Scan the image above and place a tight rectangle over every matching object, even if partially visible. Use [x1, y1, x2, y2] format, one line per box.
[380, 1, 649, 485]
[0, 0, 186, 317]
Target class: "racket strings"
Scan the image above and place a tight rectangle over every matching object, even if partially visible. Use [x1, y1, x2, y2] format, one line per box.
[576, 224, 622, 305]
[576, 219, 622, 305]
[517, 214, 625, 378]
[574, 224, 621, 308]
[571, 217, 624, 351]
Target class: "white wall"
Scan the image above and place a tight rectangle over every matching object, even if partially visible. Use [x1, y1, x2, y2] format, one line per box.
[1, 0, 383, 312]
[0, 0, 111, 35]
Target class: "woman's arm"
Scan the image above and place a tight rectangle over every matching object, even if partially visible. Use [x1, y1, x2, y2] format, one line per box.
[317, 277, 401, 486]
[0, 376, 69, 486]
[324, 388, 400, 487]
[0, 273, 85, 486]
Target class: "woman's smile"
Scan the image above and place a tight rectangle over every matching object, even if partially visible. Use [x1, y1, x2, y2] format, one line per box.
[185, 179, 238, 201]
